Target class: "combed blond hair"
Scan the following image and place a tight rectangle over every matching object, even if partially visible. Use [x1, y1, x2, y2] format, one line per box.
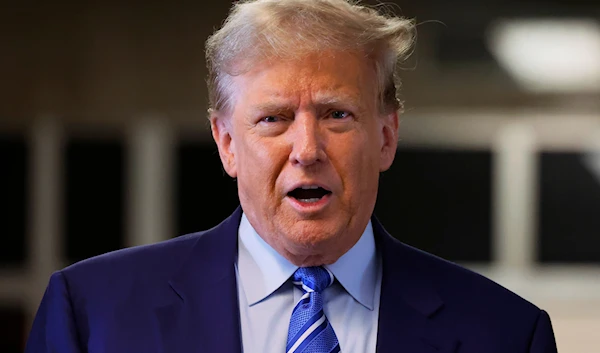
[205, 0, 415, 115]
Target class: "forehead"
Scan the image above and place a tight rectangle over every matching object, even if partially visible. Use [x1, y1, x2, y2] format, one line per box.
[230, 52, 379, 110]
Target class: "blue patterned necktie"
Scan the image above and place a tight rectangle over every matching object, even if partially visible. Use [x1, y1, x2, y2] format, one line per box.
[286, 267, 341, 353]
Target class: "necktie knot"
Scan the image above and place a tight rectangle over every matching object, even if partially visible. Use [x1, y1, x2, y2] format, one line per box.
[292, 266, 334, 293]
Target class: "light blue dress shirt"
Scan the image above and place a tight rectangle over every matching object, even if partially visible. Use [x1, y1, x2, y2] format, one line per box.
[235, 213, 382, 353]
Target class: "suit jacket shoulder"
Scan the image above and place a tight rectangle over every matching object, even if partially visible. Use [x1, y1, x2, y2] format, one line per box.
[61, 230, 202, 303]
[375, 222, 556, 353]
[29, 209, 243, 353]
[403, 241, 539, 313]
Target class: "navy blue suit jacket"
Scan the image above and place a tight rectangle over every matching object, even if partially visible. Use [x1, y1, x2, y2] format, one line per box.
[26, 207, 557, 352]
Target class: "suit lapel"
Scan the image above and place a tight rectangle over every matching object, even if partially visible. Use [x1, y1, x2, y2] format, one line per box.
[373, 216, 460, 353]
[155, 207, 244, 353]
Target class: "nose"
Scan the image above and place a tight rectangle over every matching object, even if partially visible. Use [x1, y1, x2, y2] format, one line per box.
[289, 115, 326, 166]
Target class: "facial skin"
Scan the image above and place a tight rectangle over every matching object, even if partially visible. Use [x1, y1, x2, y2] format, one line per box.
[211, 51, 398, 266]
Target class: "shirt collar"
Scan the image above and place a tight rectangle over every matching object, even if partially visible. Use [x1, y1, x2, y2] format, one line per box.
[325, 220, 377, 310]
[237, 213, 378, 310]
[237, 213, 297, 306]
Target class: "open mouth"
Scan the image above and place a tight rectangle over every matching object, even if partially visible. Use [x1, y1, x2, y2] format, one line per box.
[287, 186, 332, 203]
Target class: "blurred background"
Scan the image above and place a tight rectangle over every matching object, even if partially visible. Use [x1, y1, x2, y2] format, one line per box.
[1, 0, 600, 351]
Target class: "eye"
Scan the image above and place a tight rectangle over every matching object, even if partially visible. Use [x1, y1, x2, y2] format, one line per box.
[330, 111, 350, 119]
[261, 116, 280, 123]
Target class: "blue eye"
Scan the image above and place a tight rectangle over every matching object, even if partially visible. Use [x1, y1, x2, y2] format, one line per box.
[262, 116, 279, 123]
[331, 111, 350, 119]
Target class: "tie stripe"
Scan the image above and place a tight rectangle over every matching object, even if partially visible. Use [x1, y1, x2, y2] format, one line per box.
[286, 312, 326, 353]
[290, 319, 328, 353]
[286, 267, 340, 353]
[292, 293, 311, 315]
[293, 281, 317, 293]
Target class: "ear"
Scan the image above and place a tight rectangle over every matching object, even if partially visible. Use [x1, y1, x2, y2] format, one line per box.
[379, 111, 399, 172]
[210, 114, 237, 178]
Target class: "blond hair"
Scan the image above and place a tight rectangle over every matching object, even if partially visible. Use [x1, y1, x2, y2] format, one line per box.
[205, 0, 415, 115]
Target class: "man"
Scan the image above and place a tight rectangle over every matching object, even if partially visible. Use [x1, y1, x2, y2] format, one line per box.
[26, 0, 558, 352]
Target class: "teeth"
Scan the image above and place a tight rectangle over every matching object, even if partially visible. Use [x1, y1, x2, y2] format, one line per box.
[300, 185, 320, 190]
[299, 198, 321, 203]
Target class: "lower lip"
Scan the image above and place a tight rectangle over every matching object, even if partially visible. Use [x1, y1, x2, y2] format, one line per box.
[286, 193, 332, 213]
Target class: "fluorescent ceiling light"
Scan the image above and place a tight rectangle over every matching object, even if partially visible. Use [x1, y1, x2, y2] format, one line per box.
[487, 18, 600, 93]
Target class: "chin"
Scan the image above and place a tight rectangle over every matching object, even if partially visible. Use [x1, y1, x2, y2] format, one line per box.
[282, 222, 341, 249]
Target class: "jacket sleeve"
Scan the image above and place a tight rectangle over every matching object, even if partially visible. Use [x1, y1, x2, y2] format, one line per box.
[529, 309, 558, 353]
[25, 271, 85, 353]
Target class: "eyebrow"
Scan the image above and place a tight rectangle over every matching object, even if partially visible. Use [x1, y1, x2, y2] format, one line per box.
[248, 92, 362, 115]
[314, 94, 360, 109]
[313, 92, 362, 114]
[249, 101, 293, 114]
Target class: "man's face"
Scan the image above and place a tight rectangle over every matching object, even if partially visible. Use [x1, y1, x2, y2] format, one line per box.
[211, 51, 398, 265]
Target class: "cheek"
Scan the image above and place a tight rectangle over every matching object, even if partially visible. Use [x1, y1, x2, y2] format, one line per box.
[236, 138, 287, 191]
[333, 133, 379, 192]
